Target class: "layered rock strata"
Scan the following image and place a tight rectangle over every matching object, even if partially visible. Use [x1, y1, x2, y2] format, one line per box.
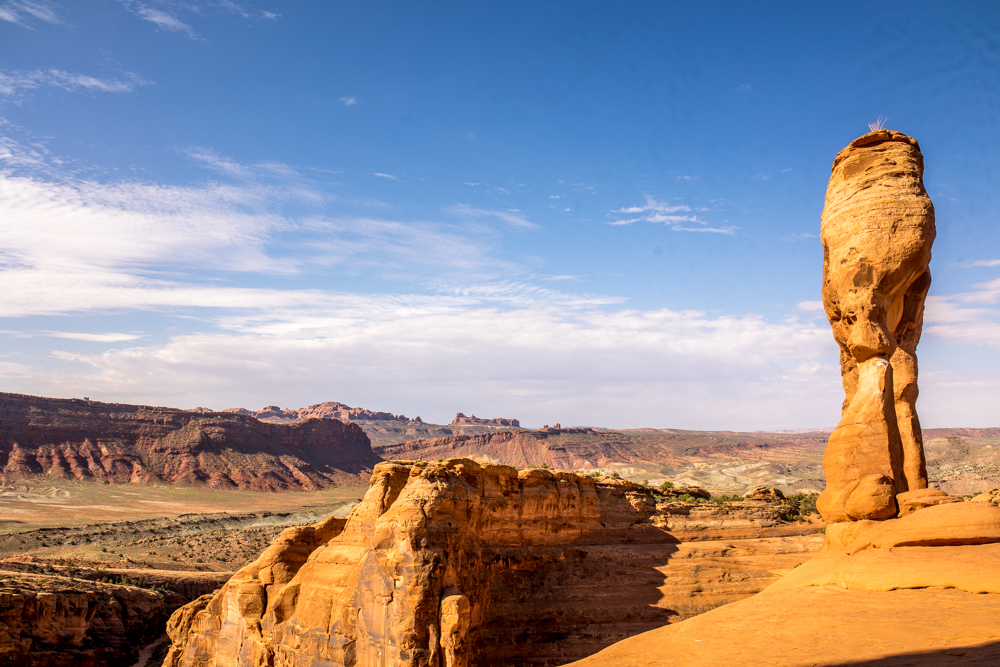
[0, 393, 380, 491]
[817, 130, 937, 523]
[0, 570, 211, 667]
[163, 460, 822, 667]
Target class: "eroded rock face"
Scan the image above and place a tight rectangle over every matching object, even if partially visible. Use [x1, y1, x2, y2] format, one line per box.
[0, 393, 380, 491]
[162, 460, 821, 667]
[0, 572, 185, 667]
[817, 130, 936, 523]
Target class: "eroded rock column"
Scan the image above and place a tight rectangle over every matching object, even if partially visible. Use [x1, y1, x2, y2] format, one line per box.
[816, 130, 935, 523]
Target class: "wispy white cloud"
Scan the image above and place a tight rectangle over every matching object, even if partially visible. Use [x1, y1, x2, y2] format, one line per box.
[779, 232, 819, 242]
[609, 195, 738, 234]
[0, 135, 535, 318]
[340, 96, 357, 106]
[797, 300, 824, 312]
[924, 278, 1000, 348]
[957, 259, 1000, 268]
[24, 305, 839, 429]
[447, 204, 539, 230]
[373, 172, 398, 180]
[0, 69, 148, 100]
[129, 4, 200, 39]
[45, 332, 143, 342]
[0, 0, 61, 26]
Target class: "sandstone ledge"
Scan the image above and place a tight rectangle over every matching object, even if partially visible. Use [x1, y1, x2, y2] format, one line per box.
[568, 502, 1000, 666]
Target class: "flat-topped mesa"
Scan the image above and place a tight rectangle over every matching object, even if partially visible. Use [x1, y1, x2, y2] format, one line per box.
[450, 412, 520, 427]
[817, 130, 937, 523]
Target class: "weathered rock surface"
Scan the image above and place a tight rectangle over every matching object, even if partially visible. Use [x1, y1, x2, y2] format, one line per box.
[818, 130, 936, 523]
[0, 570, 210, 667]
[0, 393, 380, 491]
[568, 501, 1000, 666]
[163, 460, 822, 667]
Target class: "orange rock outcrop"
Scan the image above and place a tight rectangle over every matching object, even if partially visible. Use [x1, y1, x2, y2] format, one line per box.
[817, 130, 937, 523]
[162, 460, 822, 666]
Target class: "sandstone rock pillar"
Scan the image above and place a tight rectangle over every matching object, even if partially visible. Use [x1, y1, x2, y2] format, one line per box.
[816, 130, 935, 524]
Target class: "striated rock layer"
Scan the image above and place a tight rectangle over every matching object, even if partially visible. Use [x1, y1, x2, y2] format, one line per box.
[0, 393, 380, 491]
[163, 460, 822, 667]
[818, 130, 936, 523]
[0, 570, 217, 667]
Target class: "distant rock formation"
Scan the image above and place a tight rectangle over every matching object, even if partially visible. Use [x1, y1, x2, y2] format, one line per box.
[817, 130, 937, 523]
[223, 401, 410, 423]
[162, 458, 822, 667]
[0, 393, 380, 491]
[449, 412, 520, 427]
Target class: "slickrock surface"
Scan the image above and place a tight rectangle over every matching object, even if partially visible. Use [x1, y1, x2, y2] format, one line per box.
[0, 393, 380, 491]
[568, 502, 1000, 667]
[163, 460, 822, 667]
[818, 130, 936, 523]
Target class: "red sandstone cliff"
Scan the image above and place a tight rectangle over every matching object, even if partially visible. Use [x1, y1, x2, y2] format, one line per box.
[163, 459, 822, 667]
[0, 393, 381, 491]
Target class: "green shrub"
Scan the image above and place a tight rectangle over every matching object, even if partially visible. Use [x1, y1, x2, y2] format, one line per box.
[660, 481, 674, 491]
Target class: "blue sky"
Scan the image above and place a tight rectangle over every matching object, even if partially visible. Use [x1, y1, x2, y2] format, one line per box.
[1, 1, 999, 429]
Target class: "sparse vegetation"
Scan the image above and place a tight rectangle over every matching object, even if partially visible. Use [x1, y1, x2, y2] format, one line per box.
[868, 115, 889, 131]
[660, 481, 674, 491]
[779, 493, 820, 522]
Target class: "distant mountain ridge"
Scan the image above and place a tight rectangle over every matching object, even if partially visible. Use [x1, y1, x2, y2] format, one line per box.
[219, 401, 413, 424]
[0, 393, 380, 491]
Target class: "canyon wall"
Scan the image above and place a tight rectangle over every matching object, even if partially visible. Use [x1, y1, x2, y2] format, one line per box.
[0, 393, 380, 491]
[0, 570, 219, 667]
[164, 460, 822, 667]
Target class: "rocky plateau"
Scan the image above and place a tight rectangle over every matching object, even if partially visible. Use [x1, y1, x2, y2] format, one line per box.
[0, 393, 380, 492]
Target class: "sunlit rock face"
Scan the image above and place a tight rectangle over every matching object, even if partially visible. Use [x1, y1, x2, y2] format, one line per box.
[163, 459, 823, 667]
[163, 460, 676, 667]
[817, 130, 937, 524]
